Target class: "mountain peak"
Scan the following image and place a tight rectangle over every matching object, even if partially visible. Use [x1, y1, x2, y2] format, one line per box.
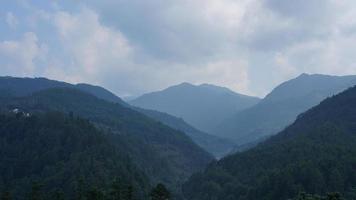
[130, 82, 260, 133]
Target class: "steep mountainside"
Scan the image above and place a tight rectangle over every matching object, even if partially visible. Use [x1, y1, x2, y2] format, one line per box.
[0, 88, 213, 196]
[0, 112, 150, 199]
[183, 85, 356, 200]
[134, 107, 235, 158]
[216, 74, 356, 145]
[130, 83, 260, 133]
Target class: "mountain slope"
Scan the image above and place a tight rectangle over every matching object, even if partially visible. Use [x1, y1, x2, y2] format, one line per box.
[0, 76, 125, 104]
[0, 111, 150, 199]
[0, 88, 213, 196]
[130, 82, 260, 134]
[216, 74, 356, 145]
[183, 85, 356, 200]
[134, 107, 235, 158]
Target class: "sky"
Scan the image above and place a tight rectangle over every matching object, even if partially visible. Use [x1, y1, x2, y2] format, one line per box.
[1, 0, 356, 98]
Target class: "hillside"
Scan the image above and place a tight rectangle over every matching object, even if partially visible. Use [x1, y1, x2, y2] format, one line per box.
[0, 76, 125, 104]
[134, 107, 235, 158]
[130, 82, 260, 134]
[0, 111, 150, 200]
[183, 85, 356, 200]
[0, 88, 213, 197]
[215, 74, 356, 145]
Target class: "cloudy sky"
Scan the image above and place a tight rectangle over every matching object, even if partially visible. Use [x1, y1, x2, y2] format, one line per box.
[1, 0, 356, 97]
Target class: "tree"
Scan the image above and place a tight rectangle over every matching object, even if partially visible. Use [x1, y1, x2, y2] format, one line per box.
[150, 184, 170, 200]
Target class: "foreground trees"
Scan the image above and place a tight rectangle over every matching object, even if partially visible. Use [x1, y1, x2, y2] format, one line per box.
[1, 180, 171, 200]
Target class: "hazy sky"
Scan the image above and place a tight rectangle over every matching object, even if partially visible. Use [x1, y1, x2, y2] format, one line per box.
[1, 0, 356, 97]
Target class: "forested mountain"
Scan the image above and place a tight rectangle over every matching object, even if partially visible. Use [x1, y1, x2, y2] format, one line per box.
[0, 76, 232, 157]
[183, 85, 356, 200]
[215, 74, 356, 145]
[134, 107, 235, 158]
[0, 111, 150, 200]
[129, 82, 260, 134]
[0, 88, 213, 198]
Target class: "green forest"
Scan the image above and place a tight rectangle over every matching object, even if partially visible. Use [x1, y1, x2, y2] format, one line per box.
[182, 86, 356, 200]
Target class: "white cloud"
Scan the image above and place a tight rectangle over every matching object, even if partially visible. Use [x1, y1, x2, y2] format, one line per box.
[51, 8, 133, 83]
[3, 0, 356, 97]
[5, 12, 19, 29]
[0, 32, 46, 76]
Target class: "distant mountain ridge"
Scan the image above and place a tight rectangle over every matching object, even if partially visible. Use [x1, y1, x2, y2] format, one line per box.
[0, 76, 124, 104]
[215, 73, 356, 146]
[129, 82, 261, 134]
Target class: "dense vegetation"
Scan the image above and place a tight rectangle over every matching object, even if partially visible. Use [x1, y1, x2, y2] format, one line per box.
[0, 88, 213, 197]
[215, 74, 356, 146]
[0, 111, 150, 199]
[183, 85, 356, 200]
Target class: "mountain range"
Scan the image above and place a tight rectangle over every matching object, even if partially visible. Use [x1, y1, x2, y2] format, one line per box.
[0, 76, 233, 158]
[2, 74, 356, 199]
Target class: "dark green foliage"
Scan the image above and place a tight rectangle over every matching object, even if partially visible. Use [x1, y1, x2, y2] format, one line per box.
[122, 185, 134, 200]
[86, 187, 104, 200]
[293, 192, 344, 200]
[1, 190, 12, 200]
[1, 88, 213, 194]
[29, 182, 43, 200]
[108, 179, 122, 200]
[51, 189, 65, 200]
[0, 112, 149, 200]
[183, 85, 356, 200]
[150, 184, 170, 200]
